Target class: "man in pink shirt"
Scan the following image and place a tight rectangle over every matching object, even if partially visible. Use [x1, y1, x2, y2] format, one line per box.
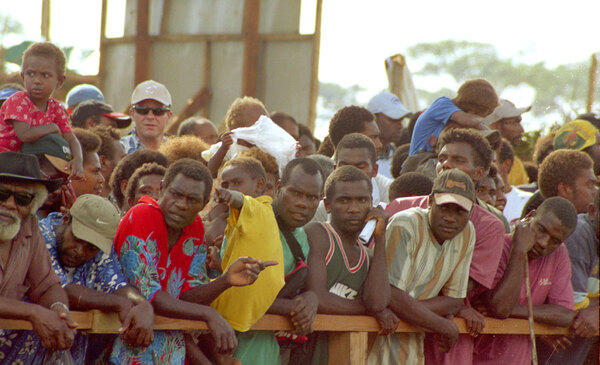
[474, 197, 577, 365]
[387, 128, 506, 364]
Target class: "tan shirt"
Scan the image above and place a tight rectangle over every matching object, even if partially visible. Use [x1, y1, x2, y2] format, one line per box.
[0, 215, 61, 302]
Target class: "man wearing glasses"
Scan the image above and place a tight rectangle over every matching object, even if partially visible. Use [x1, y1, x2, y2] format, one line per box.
[121, 80, 173, 154]
[0, 152, 78, 363]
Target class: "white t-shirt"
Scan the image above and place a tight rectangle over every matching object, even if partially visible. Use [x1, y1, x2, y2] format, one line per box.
[503, 186, 533, 225]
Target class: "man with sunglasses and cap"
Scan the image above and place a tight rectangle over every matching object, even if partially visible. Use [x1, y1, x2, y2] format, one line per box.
[121, 80, 172, 154]
[0, 151, 78, 363]
[39, 194, 153, 363]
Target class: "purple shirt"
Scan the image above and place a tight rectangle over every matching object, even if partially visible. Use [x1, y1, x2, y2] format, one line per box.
[473, 235, 575, 365]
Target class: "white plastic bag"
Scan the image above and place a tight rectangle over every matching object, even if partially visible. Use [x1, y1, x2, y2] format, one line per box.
[42, 350, 75, 365]
[231, 115, 296, 175]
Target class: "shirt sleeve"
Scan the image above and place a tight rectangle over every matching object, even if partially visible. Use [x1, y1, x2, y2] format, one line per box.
[468, 210, 507, 289]
[26, 218, 63, 302]
[546, 244, 575, 310]
[51, 100, 72, 133]
[1, 92, 31, 124]
[441, 222, 476, 298]
[87, 249, 129, 293]
[409, 97, 461, 155]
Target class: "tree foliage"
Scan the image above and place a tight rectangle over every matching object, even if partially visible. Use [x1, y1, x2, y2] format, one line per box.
[407, 40, 596, 122]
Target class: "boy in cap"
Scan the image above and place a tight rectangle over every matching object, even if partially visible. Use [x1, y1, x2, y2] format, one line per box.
[39, 194, 154, 363]
[71, 100, 131, 130]
[483, 99, 531, 185]
[409, 78, 498, 156]
[368, 169, 477, 365]
[121, 80, 173, 154]
[368, 91, 411, 179]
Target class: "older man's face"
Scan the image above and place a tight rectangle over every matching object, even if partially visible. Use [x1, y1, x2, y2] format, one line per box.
[0, 182, 36, 240]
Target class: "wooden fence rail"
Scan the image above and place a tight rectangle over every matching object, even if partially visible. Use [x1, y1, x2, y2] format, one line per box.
[1, 312, 596, 365]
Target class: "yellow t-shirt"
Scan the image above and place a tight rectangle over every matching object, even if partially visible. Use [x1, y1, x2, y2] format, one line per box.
[210, 195, 285, 332]
[508, 155, 530, 186]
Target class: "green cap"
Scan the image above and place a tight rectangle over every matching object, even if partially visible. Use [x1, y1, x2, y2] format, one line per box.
[20, 134, 72, 172]
[432, 169, 475, 211]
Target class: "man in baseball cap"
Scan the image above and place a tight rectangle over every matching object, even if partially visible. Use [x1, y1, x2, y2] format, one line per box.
[367, 92, 411, 179]
[38, 194, 154, 362]
[368, 168, 476, 364]
[121, 80, 172, 154]
[71, 100, 131, 129]
[483, 99, 532, 186]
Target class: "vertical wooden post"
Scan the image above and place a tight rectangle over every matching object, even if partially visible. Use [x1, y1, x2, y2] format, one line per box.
[587, 53, 598, 113]
[328, 332, 368, 365]
[202, 41, 212, 117]
[241, 0, 261, 97]
[307, 0, 323, 132]
[41, 0, 51, 41]
[134, 0, 151, 86]
[159, 0, 172, 36]
[98, 0, 108, 91]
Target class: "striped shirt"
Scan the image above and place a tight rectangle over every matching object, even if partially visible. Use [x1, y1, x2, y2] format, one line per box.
[368, 207, 476, 365]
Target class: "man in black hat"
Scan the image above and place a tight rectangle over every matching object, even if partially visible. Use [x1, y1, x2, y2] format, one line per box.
[0, 151, 78, 363]
[71, 100, 131, 130]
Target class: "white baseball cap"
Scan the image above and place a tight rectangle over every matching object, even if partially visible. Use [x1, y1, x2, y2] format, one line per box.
[367, 92, 410, 119]
[481, 99, 531, 126]
[131, 80, 172, 106]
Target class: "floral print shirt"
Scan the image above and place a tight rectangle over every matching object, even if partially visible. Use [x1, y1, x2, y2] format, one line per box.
[112, 196, 209, 365]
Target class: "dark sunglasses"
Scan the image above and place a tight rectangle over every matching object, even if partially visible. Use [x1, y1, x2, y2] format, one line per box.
[0, 187, 35, 207]
[133, 106, 170, 116]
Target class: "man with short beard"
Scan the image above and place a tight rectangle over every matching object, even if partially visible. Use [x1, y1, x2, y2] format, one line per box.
[0, 152, 77, 363]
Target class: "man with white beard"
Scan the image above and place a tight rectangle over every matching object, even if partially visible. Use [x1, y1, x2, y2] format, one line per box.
[0, 152, 78, 363]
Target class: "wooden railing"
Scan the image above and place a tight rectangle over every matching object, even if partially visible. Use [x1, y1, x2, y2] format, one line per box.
[1, 312, 596, 364]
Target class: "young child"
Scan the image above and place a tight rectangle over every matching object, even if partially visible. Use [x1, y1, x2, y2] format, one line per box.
[206, 96, 268, 176]
[210, 157, 284, 335]
[409, 78, 498, 156]
[0, 42, 84, 179]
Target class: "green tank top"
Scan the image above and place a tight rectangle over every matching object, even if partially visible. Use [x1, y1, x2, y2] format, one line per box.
[320, 222, 370, 299]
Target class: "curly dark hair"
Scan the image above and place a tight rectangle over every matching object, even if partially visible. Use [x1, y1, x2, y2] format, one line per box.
[437, 128, 492, 171]
[316, 135, 335, 157]
[533, 132, 556, 165]
[325, 165, 372, 201]
[498, 138, 514, 164]
[109, 149, 169, 208]
[328, 106, 375, 148]
[523, 161, 538, 183]
[90, 125, 120, 160]
[162, 158, 213, 203]
[452, 78, 498, 117]
[224, 96, 268, 130]
[537, 197, 578, 231]
[391, 143, 411, 179]
[280, 157, 325, 188]
[22, 42, 67, 78]
[73, 128, 101, 162]
[389, 172, 433, 201]
[335, 133, 376, 165]
[125, 162, 167, 204]
[538, 149, 593, 199]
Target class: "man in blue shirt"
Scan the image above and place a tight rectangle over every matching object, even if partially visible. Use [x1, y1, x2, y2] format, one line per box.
[39, 194, 154, 363]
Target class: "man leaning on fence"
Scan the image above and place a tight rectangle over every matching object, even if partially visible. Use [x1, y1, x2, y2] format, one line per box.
[0, 152, 77, 364]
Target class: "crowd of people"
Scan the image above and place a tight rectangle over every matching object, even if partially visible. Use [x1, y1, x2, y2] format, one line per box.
[0, 41, 598, 365]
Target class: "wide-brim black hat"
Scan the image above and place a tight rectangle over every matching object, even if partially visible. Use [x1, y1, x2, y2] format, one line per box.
[0, 152, 62, 192]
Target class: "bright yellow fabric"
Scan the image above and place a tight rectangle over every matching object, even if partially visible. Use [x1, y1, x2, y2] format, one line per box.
[508, 155, 530, 186]
[210, 195, 284, 332]
[574, 297, 590, 311]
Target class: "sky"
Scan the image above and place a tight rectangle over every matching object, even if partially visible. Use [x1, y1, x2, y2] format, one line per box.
[1, 0, 599, 138]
